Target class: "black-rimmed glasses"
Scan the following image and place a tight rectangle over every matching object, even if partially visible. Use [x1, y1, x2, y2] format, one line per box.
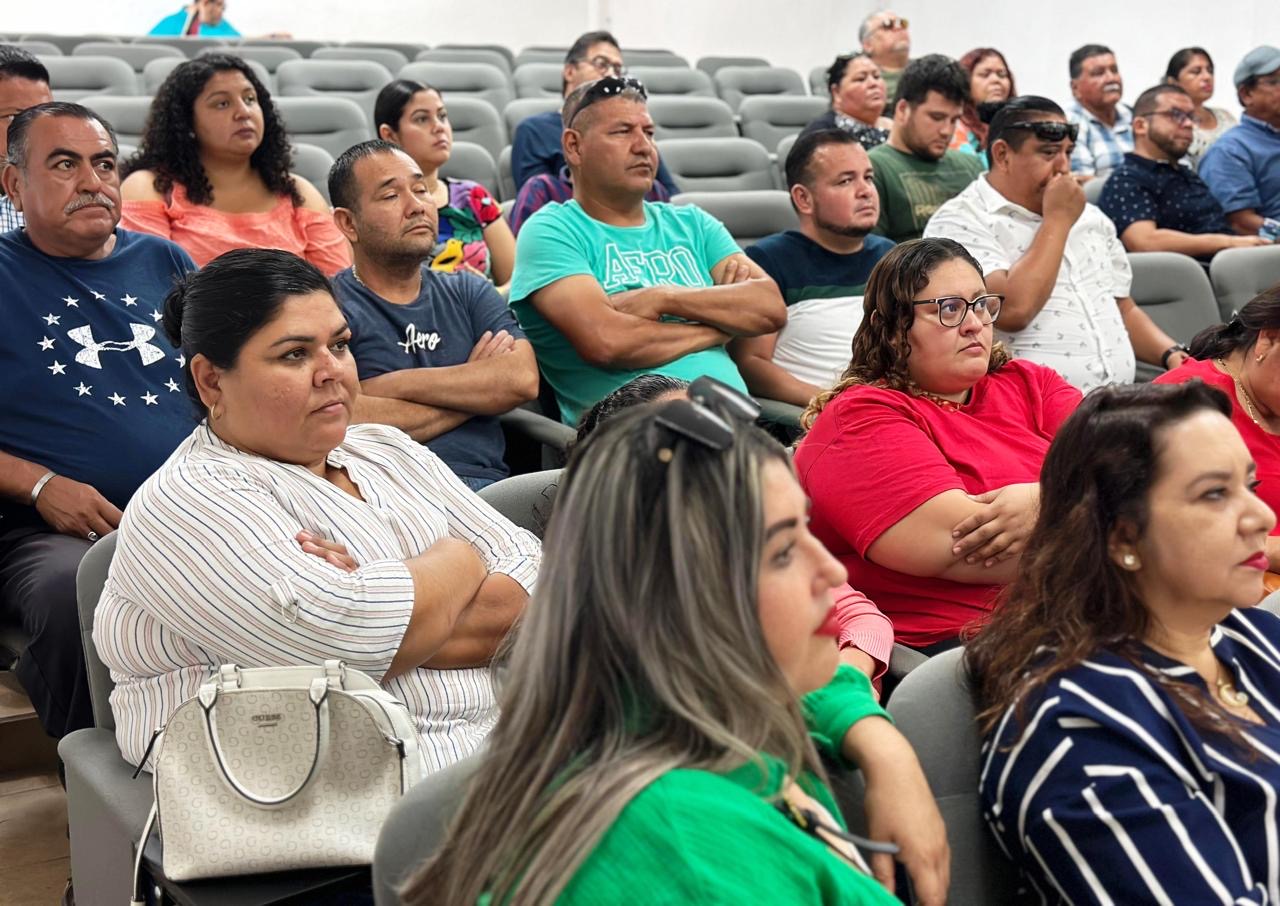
[565, 76, 649, 127]
[576, 54, 626, 78]
[912, 294, 1004, 328]
[1140, 109, 1196, 126]
[1001, 120, 1079, 143]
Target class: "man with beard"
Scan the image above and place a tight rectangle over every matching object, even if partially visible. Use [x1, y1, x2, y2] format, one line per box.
[328, 140, 539, 491]
[1099, 85, 1271, 260]
[1066, 44, 1134, 181]
[0, 102, 195, 740]
[731, 129, 892, 406]
[868, 55, 983, 243]
[925, 96, 1188, 392]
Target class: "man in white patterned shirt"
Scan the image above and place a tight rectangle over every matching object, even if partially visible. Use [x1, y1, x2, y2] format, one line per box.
[0, 46, 51, 232]
[925, 96, 1188, 393]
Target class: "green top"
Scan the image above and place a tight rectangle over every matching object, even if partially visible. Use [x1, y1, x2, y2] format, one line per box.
[484, 666, 898, 905]
[868, 143, 984, 243]
[508, 199, 748, 425]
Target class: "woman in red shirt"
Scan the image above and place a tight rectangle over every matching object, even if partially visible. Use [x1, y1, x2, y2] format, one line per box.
[795, 238, 1082, 653]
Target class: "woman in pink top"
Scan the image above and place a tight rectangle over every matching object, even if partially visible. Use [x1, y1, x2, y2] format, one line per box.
[120, 54, 350, 276]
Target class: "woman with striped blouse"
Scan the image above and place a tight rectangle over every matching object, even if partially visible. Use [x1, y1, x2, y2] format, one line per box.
[969, 381, 1280, 904]
[93, 248, 541, 773]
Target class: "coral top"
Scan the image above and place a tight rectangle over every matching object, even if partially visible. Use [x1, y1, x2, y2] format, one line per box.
[121, 182, 351, 276]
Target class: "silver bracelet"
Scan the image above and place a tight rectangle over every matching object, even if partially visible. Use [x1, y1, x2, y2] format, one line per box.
[29, 470, 57, 505]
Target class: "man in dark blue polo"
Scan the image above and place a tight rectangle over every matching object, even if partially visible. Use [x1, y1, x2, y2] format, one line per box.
[1099, 84, 1272, 261]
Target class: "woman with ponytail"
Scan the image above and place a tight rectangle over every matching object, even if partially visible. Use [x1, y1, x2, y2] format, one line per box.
[1156, 287, 1280, 566]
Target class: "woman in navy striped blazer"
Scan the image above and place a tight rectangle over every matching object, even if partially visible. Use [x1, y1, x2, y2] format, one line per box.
[969, 381, 1280, 904]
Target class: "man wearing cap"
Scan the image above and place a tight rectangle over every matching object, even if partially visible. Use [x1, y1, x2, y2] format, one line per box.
[1199, 46, 1280, 235]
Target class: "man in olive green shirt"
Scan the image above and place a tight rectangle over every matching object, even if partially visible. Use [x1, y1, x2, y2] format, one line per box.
[869, 54, 983, 243]
[859, 9, 911, 116]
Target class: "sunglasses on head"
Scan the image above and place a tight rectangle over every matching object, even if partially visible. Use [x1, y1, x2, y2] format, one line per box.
[649, 377, 760, 463]
[878, 16, 908, 30]
[566, 76, 649, 127]
[1001, 120, 1079, 143]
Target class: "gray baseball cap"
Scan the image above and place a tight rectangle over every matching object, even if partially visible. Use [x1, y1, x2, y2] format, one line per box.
[1235, 45, 1280, 88]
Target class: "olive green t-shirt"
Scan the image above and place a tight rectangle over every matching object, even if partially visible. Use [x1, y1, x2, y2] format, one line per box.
[869, 143, 984, 243]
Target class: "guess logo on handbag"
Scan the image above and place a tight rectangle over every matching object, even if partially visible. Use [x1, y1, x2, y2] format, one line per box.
[251, 713, 283, 728]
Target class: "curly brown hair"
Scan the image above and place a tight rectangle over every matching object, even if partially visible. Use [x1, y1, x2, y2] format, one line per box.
[801, 237, 1010, 430]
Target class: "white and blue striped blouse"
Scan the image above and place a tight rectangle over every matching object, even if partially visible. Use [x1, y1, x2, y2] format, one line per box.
[95, 421, 541, 773]
[981, 607, 1280, 905]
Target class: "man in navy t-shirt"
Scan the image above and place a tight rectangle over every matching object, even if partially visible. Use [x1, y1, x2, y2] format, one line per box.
[0, 103, 197, 737]
[328, 141, 539, 491]
[732, 128, 894, 406]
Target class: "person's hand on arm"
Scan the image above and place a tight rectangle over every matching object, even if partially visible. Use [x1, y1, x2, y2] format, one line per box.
[949, 482, 1040, 566]
[1120, 220, 1272, 256]
[1226, 209, 1267, 236]
[0, 450, 121, 539]
[728, 332, 824, 407]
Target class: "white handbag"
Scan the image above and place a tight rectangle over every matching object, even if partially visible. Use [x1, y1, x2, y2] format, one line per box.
[130, 660, 425, 903]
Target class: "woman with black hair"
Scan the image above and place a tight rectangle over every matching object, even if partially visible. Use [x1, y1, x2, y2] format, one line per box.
[119, 54, 350, 275]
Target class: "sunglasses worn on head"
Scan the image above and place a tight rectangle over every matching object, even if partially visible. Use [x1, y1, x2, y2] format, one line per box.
[1002, 120, 1079, 143]
[650, 377, 759, 463]
[878, 16, 908, 30]
[566, 76, 649, 127]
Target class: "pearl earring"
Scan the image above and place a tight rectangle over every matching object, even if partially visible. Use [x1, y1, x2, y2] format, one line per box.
[1122, 553, 1139, 569]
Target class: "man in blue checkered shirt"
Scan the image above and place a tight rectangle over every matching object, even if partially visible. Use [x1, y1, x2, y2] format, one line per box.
[0, 46, 52, 233]
[1066, 44, 1134, 182]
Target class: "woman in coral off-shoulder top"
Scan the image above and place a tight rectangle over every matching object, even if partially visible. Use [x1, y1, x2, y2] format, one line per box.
[120, 54, 350, 276]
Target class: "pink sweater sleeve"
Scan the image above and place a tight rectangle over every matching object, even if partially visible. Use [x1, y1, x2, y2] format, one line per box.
[296, 207, 351, 277]
[120, 199, 174, 240]
[832, 584, 894, 682]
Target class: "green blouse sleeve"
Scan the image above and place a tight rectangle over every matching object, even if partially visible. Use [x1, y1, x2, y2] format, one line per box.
[802, 665, 891, 765]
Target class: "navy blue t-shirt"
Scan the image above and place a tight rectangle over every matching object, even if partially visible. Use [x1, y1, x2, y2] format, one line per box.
[1098, 152, 1230, 260]
[334, 267, 525, 483]
[0, 228, 199, 532]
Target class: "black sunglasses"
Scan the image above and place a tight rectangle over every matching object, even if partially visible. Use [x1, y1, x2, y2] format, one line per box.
[650, 377, 759, 463]
[1001, 120, 1079, 143]
[566, 76, 649, 127]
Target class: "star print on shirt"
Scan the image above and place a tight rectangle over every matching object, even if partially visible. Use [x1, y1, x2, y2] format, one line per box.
[151, 309, 163, 322]
[91, 291, 106, 301]
[75, 382, 92, 396]
[48, 361, 67, 375]
[43, 313, 60, 326]
[122, 294, 138, 307]
[141, 392, 158, 406]
[109, 393, 126, 406]
[62, 296, 79, 308]
[165, 378, 181, 392]
[175, 354, 186, 367]
[38, 337, 55, 351]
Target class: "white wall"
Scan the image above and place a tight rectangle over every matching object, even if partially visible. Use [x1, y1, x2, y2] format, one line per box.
[8, 0, 1279, 115]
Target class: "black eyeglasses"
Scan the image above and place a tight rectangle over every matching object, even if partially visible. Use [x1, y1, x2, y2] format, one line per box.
[912, 293, 1004, 328]
[1140, 109, 1196, 126]
[565, 76, 649, 127]
[650, 377, 759, 462]
[1001, 120, 1079, 143]
[575, 54, 626, 78]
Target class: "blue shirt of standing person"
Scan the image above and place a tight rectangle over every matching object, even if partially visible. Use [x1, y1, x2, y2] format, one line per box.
[148, 0, 241, 37]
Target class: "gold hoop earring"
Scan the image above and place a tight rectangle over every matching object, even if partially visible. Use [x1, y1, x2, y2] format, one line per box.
[210, 402, 223, 421]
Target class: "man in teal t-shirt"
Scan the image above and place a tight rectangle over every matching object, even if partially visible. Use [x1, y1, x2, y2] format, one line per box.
[509, 77, 785, 425]
[148, 0, 241, 37]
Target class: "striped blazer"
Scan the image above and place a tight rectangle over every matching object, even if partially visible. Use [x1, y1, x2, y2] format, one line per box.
[981, 607, 1280, 905]
[95, 422, 541, 772]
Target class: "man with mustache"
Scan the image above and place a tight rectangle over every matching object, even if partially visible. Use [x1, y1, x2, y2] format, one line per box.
[329, 140, 538, 491]
[0, 103, 196, 741]
[1067, 44, 1134, 181]
[509, 77, 785, 426]
[731, 129, 893, 407]
[925, 96, 1187, 392]
[0, 45, 52, 231]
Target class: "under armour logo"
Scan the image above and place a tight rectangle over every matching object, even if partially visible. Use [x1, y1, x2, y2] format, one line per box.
[66, 323, 167, 370]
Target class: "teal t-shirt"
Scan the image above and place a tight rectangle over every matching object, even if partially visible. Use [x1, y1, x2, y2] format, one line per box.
[148, 9, 241, 36]
[509, 200, 747, 425]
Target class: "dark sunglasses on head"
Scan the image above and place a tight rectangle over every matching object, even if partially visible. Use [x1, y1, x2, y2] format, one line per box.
[877, 16, 909, 30]
[566, 76, 649, 127]
[1002, 120, 1079, 143]
[650, 377, 759, 463]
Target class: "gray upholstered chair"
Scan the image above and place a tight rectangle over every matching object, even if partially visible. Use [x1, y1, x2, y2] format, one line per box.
[439, 141, 501, 198]
[398, 61, 513, 112]
[143, 55, 272, 94]
[713, 65, 806, 111]
[1083, 173, 1109, 205]
[497, 145, 515, 202]
[647, 96, 737, 141]
[739, 95, 828, 155]
[671, 190, 798, 247]
[198, 43, 301, 74]
[512, 62, 563, 99]
[81, 95, 152, 145]
[440, 96, 507, 161]
[1128, 251, 1222, 381]
[290, 142, 336, 204]
[71, 42, 183, 74]
[476, 469, 562, 538]
[415, 47, 511, 74]
[42, 55, 138, 100]
[341, 41, 429, 62]
[276, 59, 394, 126]
[312, 46, 409, 72]
[697, 56, 770, 77]
[658, 138, 778, 193]
[273, 96, 371, 158]
[435, 43, 516, 70]
[628, 65, 715, 98]
[503, 96, 561, 141]
[513, 47, 569, 68]
[1210, 245, 1280, 321]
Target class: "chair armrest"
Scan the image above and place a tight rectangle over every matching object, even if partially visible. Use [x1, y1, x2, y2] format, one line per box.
[499, 406, 576, 453]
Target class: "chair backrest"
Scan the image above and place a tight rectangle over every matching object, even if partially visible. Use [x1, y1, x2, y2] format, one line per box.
[1262, 589, 1280, 615]
[273, 96, 370, 158]
[236, 38, 331, 59]
[131, 36, 228, 57]
[1083, 173, 1109, 205]
[342, 41, 429, 61]
[75, 531, 119, 732]
[809, 64, 830, 97]
[889, 647, 1023, 903]
[503, 96, 561, 139]
[143, 55, 272, 94]
[1128, 253, 1222, 368]
[625, 49, 689, 69]
[696, 55, 770, 76]
[15, 40, 64, 56]
[72, 42, 182, 74]
[372, 753, 481, 905]
[498, 144, 515, 202]
[476, 469, 561, 538]
[276, 59, 393, 126]
[439, 141, 501, 198]
[738, 95, 829, 153]
[658, 137, 778, 192]
[512, 62, 563, 99]
[647, 96, 737, 141]
[200, 43, 301, 73]
[672, 190, 799, 248]
[42, 55, 138, 101]
[1210, 245, 1280, 321]
[82, 95, 153, 145]
[398, 62, 513, 112]
[312, 46, 409, 73]
[775, 133, 799, 186]
[415, 47, 512, 75]
[436, 43, 516, 70]
[23, 33, 120, 55]
[628, 66, 714, 98]
[440, 96, 506, 161]
[714, 65, 806, 111]
[513, 47, 569, 68]
[290, 141, 336, 204]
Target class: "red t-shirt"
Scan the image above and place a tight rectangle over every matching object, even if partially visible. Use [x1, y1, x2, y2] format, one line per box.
[794, 360, 1082, 648]
[1155, 358, 1280, 531]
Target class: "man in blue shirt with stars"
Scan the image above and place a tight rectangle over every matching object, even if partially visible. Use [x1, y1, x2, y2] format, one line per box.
[0, 102, 195, 739]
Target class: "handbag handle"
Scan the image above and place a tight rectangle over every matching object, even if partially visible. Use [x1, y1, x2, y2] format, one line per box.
[198, 677, 329, 807]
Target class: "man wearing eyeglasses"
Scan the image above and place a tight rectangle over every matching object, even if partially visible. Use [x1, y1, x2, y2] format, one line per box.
[859, 11, 911, 115]
[509, 78, 786, 425]
[1066, 44, 1133, 182]
[1200, 46, 1280, 237]
[925, 96, 1188, 392]
[1099, 85, 1270, 261]
[0, 46, 52, 232]
[509, 30, 679, 202]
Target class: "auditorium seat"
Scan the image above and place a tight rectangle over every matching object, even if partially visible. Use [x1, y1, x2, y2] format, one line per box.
[415, 47, 512, 75]
[398, 61, 513, 112]
[1083, 173, 1109, 205]
[672, 190, 799, 248]
[342, 41, 429, 61]
[512, 62, 563, 99]
[696, 56, 770, 76]
[713, 65, 807, 111]
[291, 142, 336, 204]
[42, 55, 138, 101]
[276, 59, 394, 126]
[647, 96, 737, 140]
[143, 55, 272, 94]
[82, 96, 152, 145]
[513, 47, 569, 68]
[235, 38, 330, 59]
[498, 146, 515, 201]
[22, 33, 120, 55]
[1128, 251, 1222, 381]
[624, 49, 690, 68]
[15, 40, 63, 56]
[628, 66, 715, 97]
[131, 36, 228, 57]
[477, 469, 563, 536]
[738, 96, 828, 155]
[503, 96, 562, 140]
[775, 133, 799, 178]
[273, 96, 370, 158]
[198, 43, 301, 74]
[809, 64, 829, 96]
[658, 137, 778, 192]
[441, 97, 507, 161]
[1210, 245, 1280, 321]
[312, 45, 409, 73]
[439, 141, 501, 198]
[435, 43, 516, 70]
[71, 42, 181, 74]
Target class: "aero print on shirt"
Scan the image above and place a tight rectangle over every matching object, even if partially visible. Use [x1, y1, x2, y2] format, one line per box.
[397, 323, 444, 355]
[600, 242, 708, 292]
